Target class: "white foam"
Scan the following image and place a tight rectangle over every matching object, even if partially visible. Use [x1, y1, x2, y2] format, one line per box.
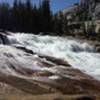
[10, 33, 100, 80]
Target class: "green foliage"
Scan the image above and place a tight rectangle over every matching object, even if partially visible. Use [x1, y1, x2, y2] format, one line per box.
[37, 0, 53, 33]
[53, 12, 68, 35]
[0, 0, 69, 36]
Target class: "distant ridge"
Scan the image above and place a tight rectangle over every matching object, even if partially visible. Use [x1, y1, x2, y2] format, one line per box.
[61, 0, 100, 21]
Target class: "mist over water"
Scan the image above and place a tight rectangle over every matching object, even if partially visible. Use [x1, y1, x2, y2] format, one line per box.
[7, 33, 100, 80]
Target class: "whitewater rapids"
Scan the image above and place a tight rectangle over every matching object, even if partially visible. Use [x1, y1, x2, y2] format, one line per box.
[7, 33, 100, 81]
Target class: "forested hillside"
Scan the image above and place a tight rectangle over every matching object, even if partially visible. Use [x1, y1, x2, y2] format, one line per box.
[0, 0, 68, 35]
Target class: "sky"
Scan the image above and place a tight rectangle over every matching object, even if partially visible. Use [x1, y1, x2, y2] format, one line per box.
[0, 0, 80, 13]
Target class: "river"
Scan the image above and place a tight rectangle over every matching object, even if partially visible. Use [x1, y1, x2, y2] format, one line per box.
[7, 33, 100, 81]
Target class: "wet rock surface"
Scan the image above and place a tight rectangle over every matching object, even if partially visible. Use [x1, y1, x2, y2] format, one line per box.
[0, 45, 99, 96]
[0, 32, 100, 99]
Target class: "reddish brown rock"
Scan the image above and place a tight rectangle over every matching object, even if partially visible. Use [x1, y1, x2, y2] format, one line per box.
[0, 45, 100, 96]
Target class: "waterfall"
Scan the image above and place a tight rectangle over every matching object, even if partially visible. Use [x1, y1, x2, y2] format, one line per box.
[8, 33, 100, 81]
[0, 32, 100, 81]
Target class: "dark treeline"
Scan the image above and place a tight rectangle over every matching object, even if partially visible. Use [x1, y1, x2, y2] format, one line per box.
[0, 0, 67, 35]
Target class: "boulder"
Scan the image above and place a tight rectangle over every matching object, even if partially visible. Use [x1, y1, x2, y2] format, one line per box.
[94, 43, 100, 52]
[0, 32, 10, 45]
[95, 46, 100, 52]
[76, 96, 95, 100]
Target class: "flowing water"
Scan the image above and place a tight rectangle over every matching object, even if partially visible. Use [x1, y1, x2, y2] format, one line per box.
[7, 33, 100, 81]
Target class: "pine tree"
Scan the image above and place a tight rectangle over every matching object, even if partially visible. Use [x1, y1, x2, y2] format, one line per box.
[0, 3, 10, 30]
[11, 0, 19, 31]
[25, 0, 33, 32]
[40, 0, 52, 33]
[33, 5, 41, 34]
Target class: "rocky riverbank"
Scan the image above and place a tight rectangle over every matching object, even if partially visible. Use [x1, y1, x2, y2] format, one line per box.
[0, 82, 96, 100]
